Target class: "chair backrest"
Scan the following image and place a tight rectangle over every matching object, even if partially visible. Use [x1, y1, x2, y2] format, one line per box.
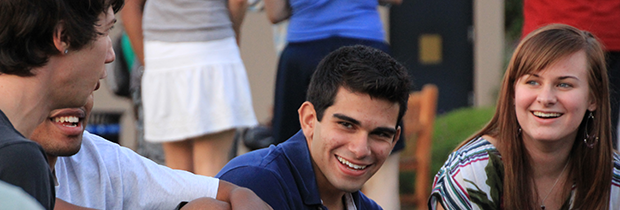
[399, 84, 438, 210]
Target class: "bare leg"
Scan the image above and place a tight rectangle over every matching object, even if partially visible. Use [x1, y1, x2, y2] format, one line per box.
[193, 129, 236, 176]
[362, 152, 401, 210]
[162, 140, 194, 172]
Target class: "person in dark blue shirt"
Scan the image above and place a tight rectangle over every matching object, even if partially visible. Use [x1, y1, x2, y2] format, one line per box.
[217, 45, 412, 210]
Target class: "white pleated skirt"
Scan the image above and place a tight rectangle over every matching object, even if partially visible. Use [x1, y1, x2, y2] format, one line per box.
[142, 37, 257, 142]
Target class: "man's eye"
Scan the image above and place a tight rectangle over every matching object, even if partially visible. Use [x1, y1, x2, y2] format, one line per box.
[378, 133, 391, 138]
[339, 122, 353, 129]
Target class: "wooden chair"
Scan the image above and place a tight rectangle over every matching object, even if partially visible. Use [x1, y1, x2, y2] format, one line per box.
[399, 84, 438, 210]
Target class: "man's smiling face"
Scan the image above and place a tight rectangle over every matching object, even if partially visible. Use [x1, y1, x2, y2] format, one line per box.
[303, 87, 400, 194]
[30, 94, 94, 157]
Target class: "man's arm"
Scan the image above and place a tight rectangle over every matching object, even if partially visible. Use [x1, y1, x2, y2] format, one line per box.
[228, 0, 248, 45]
[58, 132, 268, 209]
[264, 0, 291, 24]
[174, 181, 273, 210]
[54, 198, 97, 210]
[120, 0, 146, 65]
[179, 197, 230, 210]
[215, 180, 272, 209]
[55, 132, 224, 209]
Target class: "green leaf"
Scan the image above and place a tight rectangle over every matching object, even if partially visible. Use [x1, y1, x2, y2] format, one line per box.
[465, 179, 497, 210]
[486, 152, 504, 206]
[464, 151, 504, 210]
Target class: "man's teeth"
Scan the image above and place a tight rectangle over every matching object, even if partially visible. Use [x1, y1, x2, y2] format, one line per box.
[53, 116, 80, 126]
[337, 156, 367, 170]
[533, 111, 561, 118]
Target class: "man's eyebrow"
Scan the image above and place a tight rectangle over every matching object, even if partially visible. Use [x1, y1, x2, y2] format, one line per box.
[371, 127, 397, 136]
[333, 113, 360, 126]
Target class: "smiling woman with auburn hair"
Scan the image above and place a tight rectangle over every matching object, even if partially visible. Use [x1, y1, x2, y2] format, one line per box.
[429, 24, 620, 210]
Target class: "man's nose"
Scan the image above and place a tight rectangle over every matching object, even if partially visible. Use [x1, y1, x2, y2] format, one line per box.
[348, 134, 371, 159]
[105, 37, 115, 64]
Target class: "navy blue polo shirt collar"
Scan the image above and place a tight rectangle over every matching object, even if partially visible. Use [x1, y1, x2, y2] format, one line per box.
[281, 131, 323, 206]
[281, 130, 369, 210]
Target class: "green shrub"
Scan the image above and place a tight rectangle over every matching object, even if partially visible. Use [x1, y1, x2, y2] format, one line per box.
[430, 106, 495, 176]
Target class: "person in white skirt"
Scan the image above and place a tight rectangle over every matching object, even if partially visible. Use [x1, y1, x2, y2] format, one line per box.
[141, 0, 257, 176]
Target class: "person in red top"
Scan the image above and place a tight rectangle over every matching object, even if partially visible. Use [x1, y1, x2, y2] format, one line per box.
[522, 0, 620, 147]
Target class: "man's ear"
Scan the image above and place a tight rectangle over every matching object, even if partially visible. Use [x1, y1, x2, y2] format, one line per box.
[298, 102, 316, 140]
[392, 125, 401, 148]
[53, 23, 68, 53]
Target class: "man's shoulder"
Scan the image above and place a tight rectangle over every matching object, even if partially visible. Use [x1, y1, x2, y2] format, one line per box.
[217, 145, 287, 178]
[0, 131, 44, 161]
[0, 122, 27, 147]
[0, 133, 51, 180]
[0, 111, 48, 173]
[217, 148, 295, 210]
[0, 128, 54, 210]
[354, 192, 383, 210]
[216, 145, 297, 203]
[218, 134, 310, 179]
[80, 131, 122, 151]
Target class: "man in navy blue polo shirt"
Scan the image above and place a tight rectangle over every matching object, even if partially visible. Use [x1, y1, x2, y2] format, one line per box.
[216, 45, 411, 210]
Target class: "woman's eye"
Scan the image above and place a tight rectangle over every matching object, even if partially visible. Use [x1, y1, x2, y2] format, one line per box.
[558, 83, 572, 88]
[526, 80, 539, 85]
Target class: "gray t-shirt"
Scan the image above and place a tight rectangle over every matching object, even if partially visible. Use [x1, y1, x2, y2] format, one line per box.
[143, 0, 235, 42]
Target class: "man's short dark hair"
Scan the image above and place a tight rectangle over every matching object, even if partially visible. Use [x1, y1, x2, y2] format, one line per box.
[0, 0, 124, 76]
[307, 45, 412, 126]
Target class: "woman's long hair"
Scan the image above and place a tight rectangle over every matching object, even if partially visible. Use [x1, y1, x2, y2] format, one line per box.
[457, 24, 612, 210]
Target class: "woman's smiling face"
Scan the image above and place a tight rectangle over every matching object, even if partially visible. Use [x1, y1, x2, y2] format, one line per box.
[514, 50, 596, 143]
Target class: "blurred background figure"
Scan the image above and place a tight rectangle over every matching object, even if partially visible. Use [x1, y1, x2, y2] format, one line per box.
[119, 0, 166, 165]
[139, 0, 257, 176]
